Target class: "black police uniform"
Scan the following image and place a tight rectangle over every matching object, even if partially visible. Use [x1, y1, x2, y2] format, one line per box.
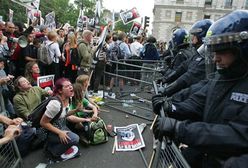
[171, 73, 248, 167]
[164, 48, 205, 97]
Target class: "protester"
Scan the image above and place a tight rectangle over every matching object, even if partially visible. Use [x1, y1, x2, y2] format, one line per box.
[140, 35, 159, 90]
[76, 74, 100, 110]
[39, 78, 80, 161]
[152, 10, 248, 167]
[62, 32, 78, 83]
[24, 61, 40, 86]
[77, 30, 94, 75]
[13, 76, 52, 120]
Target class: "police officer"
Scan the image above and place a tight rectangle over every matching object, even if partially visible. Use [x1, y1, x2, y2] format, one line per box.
[158, 19, 213, 97]
[152, 10, 248, 167]
[162, 28, 193, 70]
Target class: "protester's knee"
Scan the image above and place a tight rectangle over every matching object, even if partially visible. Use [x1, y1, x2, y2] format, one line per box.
[67, 131, 79, 144]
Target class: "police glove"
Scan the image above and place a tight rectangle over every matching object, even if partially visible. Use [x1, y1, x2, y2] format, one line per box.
[152, 94, 172, 115]
[153, 116, 180, 141]
[156, 77, 168, 84]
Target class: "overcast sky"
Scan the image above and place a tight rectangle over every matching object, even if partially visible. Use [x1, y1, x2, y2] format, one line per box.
[103, 0, 154, 18]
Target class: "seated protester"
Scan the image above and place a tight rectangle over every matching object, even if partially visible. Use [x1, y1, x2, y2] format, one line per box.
[13, 76, 53, 120]
[67, 83, 98, 145]
[70, 83, 98, 121]
[76, 75, 100, 110]
[0, 114, 22, 145]
[24, 61, 40, 86]
[39, 78, 80, 161]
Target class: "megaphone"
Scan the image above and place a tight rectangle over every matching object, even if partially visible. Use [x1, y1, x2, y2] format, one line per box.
[8, 35, 28, 48]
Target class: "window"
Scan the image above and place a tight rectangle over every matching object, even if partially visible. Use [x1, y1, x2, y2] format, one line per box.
[225, 0, 232, 7]
[246, 0, 248, 9]
[176, 0, 184, 3]
[205, 0, 212, 6]
[204, 15, 211, 19]
[175, 12, 182, 22]
[186, 12, 192, 20]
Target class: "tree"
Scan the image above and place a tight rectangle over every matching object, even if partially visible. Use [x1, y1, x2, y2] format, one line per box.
[0, 0, 27, 23]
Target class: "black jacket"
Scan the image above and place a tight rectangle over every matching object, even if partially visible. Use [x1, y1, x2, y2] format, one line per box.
[173, 74, 248, 166]
[165, 50, 205, 97]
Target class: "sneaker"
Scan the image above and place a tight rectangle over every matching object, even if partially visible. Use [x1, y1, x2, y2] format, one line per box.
[60, 146, 80, 161]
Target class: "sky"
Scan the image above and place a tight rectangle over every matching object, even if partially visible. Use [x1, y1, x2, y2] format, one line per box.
[103, 0, 154, 18]
[102, 0, 154, 23]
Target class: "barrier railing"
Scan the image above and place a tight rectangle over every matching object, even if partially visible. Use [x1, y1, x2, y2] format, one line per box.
[0, 139, 23, 168]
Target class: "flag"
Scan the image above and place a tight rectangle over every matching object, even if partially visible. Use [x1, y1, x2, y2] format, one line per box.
[120, 7, 140, 25]
[11, 0, 40, 10]
[94, 0, 101, 26]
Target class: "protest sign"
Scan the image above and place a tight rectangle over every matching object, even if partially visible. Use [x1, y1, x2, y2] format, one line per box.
[114, 124, 145, 151]
[120, 7, 140, 25]
[45, 12, 56, 31]
[9, 9, 14, 22]
[130, 22, 141, 36]
[37, 75, 54, 90]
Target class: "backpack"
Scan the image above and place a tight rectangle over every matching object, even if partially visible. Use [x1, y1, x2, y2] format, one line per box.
[85, 118, 108, 145]
[28, 96, 63, 128]
[38, 42, 54, 65]
[70, 47, 80, 66]
[110, 42, 124, 61]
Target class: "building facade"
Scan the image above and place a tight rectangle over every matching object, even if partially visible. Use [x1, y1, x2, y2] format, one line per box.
[152, 0, 248, 42]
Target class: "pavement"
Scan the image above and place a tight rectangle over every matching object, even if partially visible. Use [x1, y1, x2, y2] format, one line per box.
[23, 86, 155, 168]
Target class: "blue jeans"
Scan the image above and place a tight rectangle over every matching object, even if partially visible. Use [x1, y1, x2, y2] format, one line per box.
[46, 130, 79, 157]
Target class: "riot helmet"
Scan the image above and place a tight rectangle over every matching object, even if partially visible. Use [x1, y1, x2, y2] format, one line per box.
[204, 10, 248, 80]
[190, 19, 213, 46]
[170, 28, 189, 50]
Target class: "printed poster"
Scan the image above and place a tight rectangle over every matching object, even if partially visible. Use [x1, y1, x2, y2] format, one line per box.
[120, 7, 140, 25]
[114, 124, 145, 151]
[37, 75, 54, 90]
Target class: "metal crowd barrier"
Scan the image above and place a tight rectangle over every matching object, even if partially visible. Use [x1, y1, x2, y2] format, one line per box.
[0, 139, 23, 168]
[148, 81, 190, 168]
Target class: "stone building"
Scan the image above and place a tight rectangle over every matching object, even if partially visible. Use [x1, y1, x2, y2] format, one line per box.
[152, 0, 248, 42]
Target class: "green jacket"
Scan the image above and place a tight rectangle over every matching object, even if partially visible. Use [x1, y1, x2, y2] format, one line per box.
[13, 86, 49, 119]
[78, 40, 93, 70]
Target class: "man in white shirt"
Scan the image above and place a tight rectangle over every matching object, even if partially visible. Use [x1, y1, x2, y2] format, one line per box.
[130, 36, 143, 57]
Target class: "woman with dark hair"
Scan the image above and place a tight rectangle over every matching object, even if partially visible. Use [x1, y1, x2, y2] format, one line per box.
[24, 61, 40, 86]
[39, 78, 80, 161]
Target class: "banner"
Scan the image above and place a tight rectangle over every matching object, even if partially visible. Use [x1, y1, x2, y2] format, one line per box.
[11, 0, 39, 10]
[45, 11, 56, 31]
[37, 75, 54, 90]
[130, 22, 141, 36]
[9, 9, 14, 22]
[120, 7, 140, 25]
[114, 124, 145, 151]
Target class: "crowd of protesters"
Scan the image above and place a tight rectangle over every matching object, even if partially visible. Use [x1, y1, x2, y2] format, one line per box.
[0, 17, 164, 162]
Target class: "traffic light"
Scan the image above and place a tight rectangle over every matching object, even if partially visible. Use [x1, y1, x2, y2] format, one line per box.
[144, 16, 150, 28]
